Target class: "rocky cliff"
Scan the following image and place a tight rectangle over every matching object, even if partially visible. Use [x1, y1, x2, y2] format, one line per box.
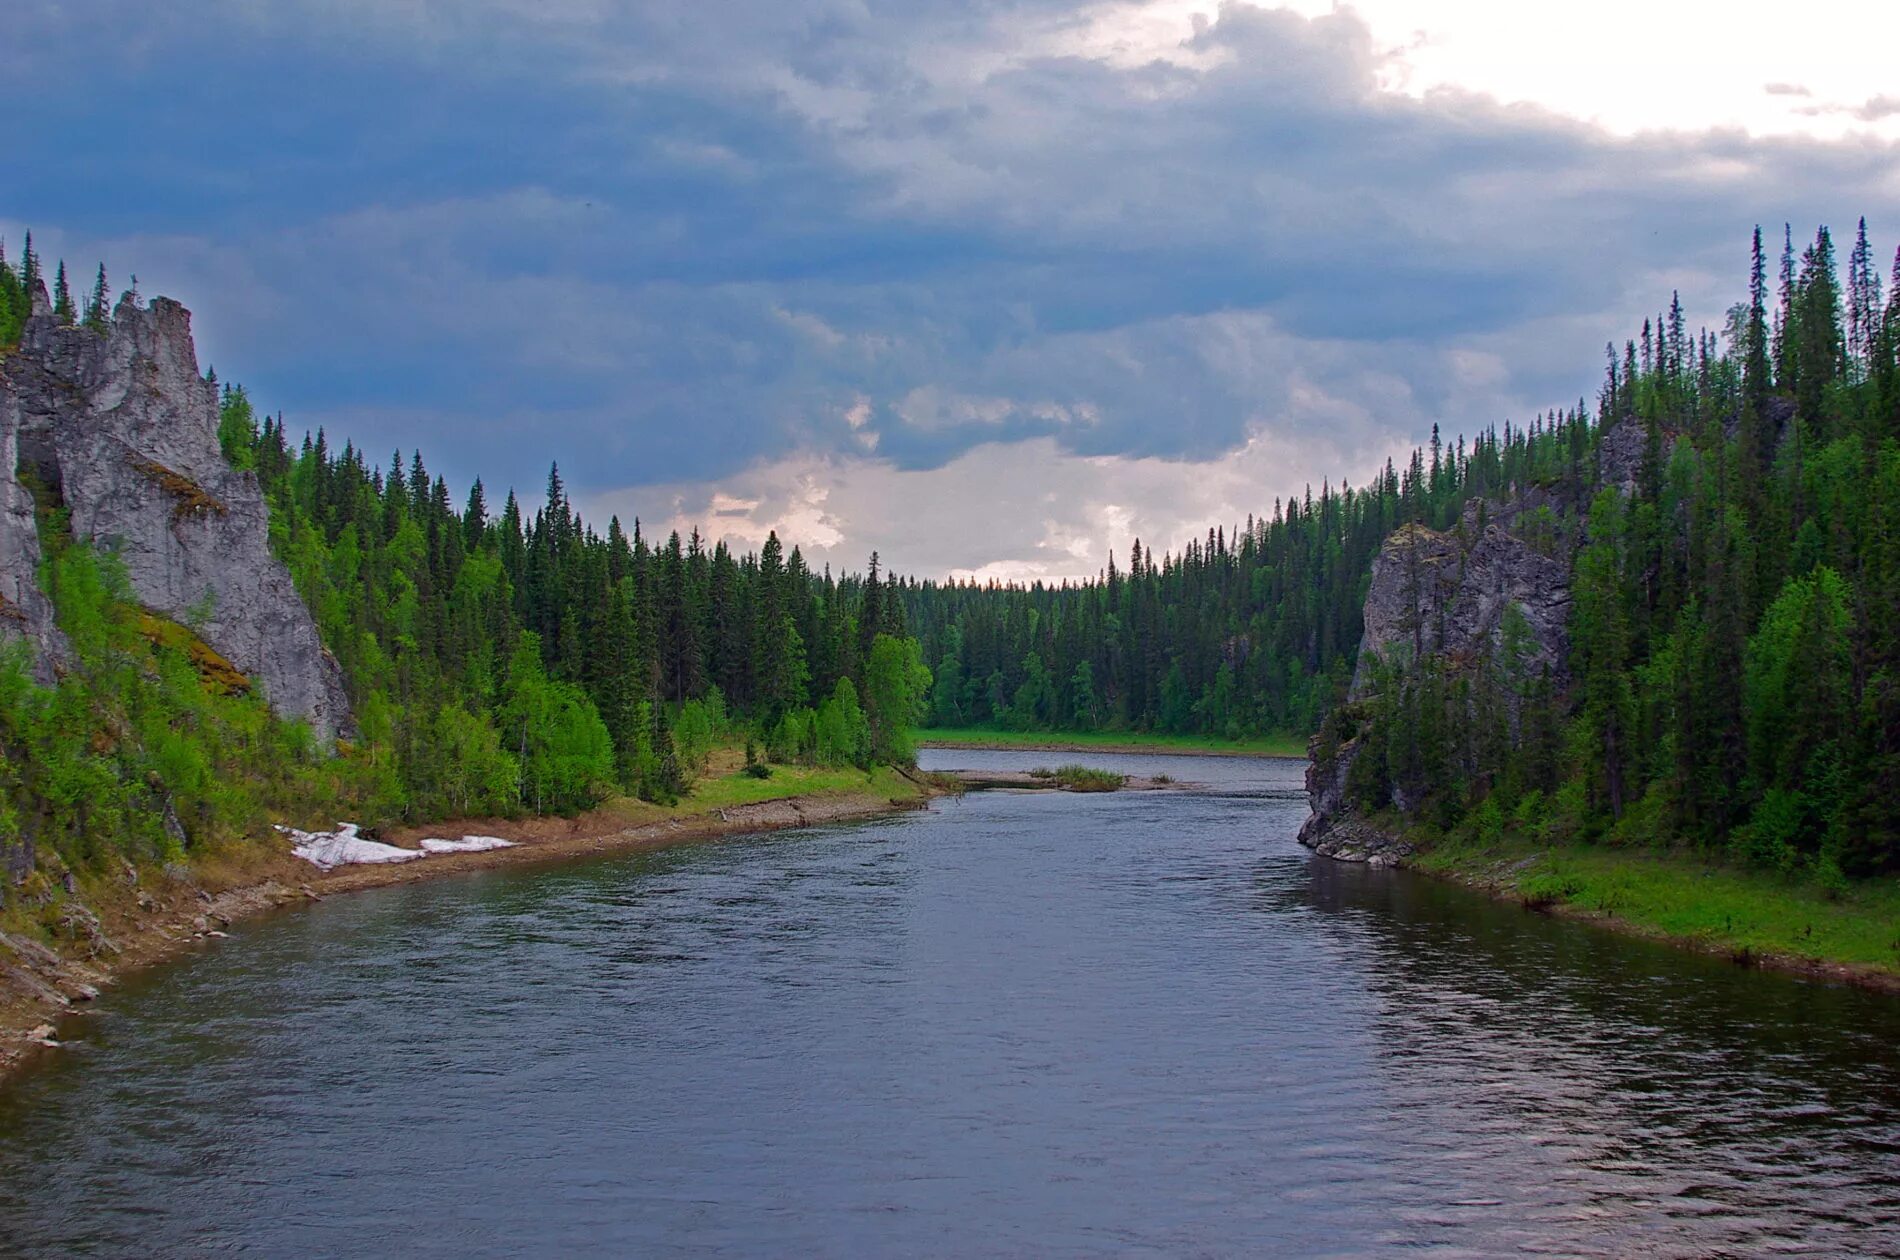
[1348, 512, 1572, 698]
[0, 384, 62, 681]
[0, 289, 351, 741]
[1300, 426, 1625, 861]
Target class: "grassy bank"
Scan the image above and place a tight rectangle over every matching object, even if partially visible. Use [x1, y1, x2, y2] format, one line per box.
[915, 726, 1306, 758]
[610, 755, 925, 818]
[1409, 834, 1900, 987]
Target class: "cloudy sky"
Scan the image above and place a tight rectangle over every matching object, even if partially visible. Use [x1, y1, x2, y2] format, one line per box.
[10, 1, 1899, 581]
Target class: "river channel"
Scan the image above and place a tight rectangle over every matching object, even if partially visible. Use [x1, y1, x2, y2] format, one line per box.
[0, 750, 1895, 1256]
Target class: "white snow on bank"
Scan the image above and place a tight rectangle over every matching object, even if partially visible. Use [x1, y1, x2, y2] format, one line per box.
[418, 835, 515, 855]
[281, 824, 517, 870]
[281, 823, 425, 871]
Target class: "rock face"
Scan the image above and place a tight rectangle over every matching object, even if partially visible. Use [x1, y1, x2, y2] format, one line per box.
[1300, 424, 1639, 859]
[1295, 725, 1410, 864]
[0, 387, 63, 680]
[0, 292, 351, 741]
[1349, 516, 1572, 698]
[1302, 508, 1571, 862]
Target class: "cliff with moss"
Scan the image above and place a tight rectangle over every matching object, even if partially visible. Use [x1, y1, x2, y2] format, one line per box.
[2, 286, 350, 740]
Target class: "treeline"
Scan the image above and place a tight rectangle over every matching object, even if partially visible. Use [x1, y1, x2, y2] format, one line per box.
[0, 232, 112, 342]
[900, 406, 1593, 741]
[221, 401, 931, 817]
[1335, 221, 1900, 879]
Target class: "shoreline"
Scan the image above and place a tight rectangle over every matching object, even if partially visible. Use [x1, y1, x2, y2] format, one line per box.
[1445, 857, 1900, 998]
[0, 780, 937, 1088]
[919, 734, 1303, 759]
[1306, 819, 1900, 998]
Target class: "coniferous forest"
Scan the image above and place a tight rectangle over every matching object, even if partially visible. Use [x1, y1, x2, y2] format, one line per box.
[912, 220, 1900, 878]
[2, 220, 1898, 882]
[1322, 221, 1900, 879]
[222, 400, 932, 817]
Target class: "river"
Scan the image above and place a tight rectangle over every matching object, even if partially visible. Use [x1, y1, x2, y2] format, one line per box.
[1, 751, 1896, 1256]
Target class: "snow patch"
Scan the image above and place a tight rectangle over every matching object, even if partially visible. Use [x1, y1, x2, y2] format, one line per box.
[281, 823, 425, 871]
[418, 835, 515, 855]
[281, 824, 517, 870]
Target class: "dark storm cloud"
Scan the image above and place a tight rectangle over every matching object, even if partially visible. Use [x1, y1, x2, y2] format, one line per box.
[6, 0, 1898, 504]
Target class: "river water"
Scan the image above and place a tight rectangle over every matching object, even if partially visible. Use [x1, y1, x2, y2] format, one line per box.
[1, 751, 1896, 1257]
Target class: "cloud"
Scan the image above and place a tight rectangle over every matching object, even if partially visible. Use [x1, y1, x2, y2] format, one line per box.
[6, 1, 1900, 576]
[596, 422, 1419, 584]
[1789, 93, 1900, 124]
[1856, 95, 1900, 122]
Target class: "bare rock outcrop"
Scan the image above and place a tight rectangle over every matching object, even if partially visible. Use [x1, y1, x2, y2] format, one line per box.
[0, 386, 63, 679]
[1349, 519, 1571, 699]
[1304, 512, 1570, 859]
[0, 293, 351, 741]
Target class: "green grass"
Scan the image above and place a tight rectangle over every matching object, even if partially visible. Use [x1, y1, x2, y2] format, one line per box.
[1412, 835, 1900, 975]
[1039, 764, 1125, 792]
[680, 763, 921, 812]
[914, 726, 1306, 758]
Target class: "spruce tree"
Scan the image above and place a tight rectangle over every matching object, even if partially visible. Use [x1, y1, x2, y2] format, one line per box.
[84, 263, 110, 332]
[52, 260, 75, 325]
[0, 240, 22, 346]
[20, 230, 40, 298]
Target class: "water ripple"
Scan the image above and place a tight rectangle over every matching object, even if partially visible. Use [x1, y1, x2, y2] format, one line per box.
[0, 751, 1895, 1257]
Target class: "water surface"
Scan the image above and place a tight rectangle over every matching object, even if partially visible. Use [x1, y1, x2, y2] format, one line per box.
[1, 751, 1896, 1256]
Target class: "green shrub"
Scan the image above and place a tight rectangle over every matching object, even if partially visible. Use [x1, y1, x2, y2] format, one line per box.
[1048, 764, 1124, 792]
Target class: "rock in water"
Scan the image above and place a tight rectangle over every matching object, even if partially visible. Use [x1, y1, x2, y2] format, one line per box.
[0, 289, 351, 741]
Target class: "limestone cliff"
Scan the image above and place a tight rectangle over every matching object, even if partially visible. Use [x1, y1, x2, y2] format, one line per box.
[1299, 425, 1643, 861]
[1348, 512, 1572, 699]
[0, 290, 351, 741]
[0, 386, 62, 680]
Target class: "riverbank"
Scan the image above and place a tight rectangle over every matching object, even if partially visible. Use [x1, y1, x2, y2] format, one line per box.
[0, 763, 938, 1085]
[917, 726, 1305, 758]
[1399, 832, 1900, 995]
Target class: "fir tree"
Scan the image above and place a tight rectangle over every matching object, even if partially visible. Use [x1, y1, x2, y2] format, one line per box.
[84, 263, 110, 333]
[52, 260, 75, 326]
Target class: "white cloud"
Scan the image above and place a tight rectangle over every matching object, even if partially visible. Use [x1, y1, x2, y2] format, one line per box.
[588, 421, 1417, 584]
[1336, 0, 1900, 140]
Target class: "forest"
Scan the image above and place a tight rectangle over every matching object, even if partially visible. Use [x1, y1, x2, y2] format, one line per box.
[1321, 222, 1900, 879]
[899, 221, 1899, 878]
[4, 218, 1899, 886]
[1, 229, 933, 886]
[221, 406, 933, 818]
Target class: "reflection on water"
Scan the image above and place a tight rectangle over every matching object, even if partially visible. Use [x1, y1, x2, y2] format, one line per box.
[0, 750, 1894, 1257]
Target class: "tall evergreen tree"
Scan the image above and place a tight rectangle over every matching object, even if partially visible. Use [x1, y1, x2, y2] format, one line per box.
[51, 260, 75, 326]
[84, 263, 110, 333]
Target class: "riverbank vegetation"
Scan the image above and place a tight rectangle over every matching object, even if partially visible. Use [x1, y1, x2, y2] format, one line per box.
[1029, 765, 1125, 792]
[1409, 830, 1900, 982]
